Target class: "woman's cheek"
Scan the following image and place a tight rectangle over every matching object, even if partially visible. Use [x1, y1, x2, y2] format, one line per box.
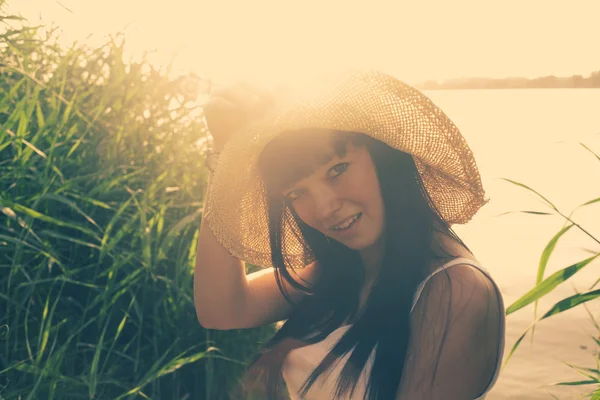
[294, 201, 315, 229]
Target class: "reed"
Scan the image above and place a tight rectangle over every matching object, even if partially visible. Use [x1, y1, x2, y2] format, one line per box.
[0, 5, 274, 399]
[501, 141, 600, 397]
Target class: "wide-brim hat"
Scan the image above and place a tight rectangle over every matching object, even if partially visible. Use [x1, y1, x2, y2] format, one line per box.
[203, 68, 489, 269]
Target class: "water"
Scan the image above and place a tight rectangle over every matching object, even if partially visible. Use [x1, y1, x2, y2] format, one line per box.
[424, 89, 600, 399]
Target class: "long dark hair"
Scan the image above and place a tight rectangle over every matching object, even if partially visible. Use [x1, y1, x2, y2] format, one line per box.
[237, 129, 472, 399]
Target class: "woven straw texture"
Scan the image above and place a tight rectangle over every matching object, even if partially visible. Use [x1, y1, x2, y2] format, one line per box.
[204, 69, 488, 269]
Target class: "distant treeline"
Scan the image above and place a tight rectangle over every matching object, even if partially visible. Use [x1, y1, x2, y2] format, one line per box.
[417, 70, 600, 90]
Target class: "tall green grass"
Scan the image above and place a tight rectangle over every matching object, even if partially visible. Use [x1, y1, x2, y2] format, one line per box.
[501, 142, 600, 397]
[0, 6, 274, 399]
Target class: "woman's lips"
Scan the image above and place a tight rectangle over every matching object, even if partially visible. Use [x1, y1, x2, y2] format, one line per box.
[331, 212, 362, 232]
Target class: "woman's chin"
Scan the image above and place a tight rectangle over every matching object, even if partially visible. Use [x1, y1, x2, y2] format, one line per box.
[337, 234, 382, 251]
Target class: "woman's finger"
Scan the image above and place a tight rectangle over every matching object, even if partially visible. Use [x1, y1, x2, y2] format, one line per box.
[203, 96, 238, 115]
[203, 97, 243, 136]
[210, 81, 265, 110]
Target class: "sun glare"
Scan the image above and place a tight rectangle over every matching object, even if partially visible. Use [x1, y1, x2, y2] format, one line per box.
[10, 0, 600, 88]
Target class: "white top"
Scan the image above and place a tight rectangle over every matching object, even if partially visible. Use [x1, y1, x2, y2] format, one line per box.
[282, 257, 506, 399]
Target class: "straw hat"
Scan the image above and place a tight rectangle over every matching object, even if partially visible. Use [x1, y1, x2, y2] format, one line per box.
[203, 68, 488, 269]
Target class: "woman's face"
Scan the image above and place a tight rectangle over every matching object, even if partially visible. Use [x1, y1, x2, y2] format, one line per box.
[281, 141, 385, 250]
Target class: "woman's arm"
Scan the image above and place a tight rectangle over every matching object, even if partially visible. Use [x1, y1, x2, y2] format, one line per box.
[395, 264, 503, 400]
[193, 82, 317, 330]
[194, 175, 320, 330]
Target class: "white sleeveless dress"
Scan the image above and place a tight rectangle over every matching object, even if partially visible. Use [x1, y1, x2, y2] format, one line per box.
[282, 257, 506, 399]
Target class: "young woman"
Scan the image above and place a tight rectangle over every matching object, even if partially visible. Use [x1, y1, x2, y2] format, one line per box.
[194, 69, 505, 400]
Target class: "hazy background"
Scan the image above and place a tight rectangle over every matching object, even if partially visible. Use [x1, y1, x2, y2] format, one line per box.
[9, 0, 600, 86]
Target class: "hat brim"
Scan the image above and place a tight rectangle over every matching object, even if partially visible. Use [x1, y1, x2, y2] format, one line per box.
[204, 69, 488, 269]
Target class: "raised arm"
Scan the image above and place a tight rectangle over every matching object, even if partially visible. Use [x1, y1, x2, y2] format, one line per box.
[193, 174, 320, 330]
[193, 80, 321, 330]
[395, 264, 504, 400]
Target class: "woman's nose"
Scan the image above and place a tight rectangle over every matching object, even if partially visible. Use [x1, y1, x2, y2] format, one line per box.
[313, 186, 343, 223]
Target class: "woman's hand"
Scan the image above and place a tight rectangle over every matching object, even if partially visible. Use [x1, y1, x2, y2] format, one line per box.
[203, 80, 272, 152]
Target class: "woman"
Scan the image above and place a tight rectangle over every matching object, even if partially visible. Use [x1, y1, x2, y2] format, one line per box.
[194, 69, 505, 399]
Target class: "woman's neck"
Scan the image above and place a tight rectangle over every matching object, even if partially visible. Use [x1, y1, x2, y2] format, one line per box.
[359, 237, 385, 285]
[359, 229, 469, 285]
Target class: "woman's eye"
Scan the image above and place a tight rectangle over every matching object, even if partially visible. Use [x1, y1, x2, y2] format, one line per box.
[286, 189, 304, 201]
[329, 163, 349, 179]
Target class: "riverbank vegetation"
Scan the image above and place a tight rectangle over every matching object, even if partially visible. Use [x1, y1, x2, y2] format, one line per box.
[0, 5, 274, 399]
[501, 142, 600, 397]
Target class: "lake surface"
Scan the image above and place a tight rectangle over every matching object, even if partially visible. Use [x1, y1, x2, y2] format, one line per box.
[425, 89, 600, 399]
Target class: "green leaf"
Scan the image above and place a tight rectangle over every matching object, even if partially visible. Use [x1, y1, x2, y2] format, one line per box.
[39, 230, 100, 250]
[580, 197, 600, 207]
[536, 224, 575, 285]
[506, 253, 600, 315]
[38, 193, 103, 232]
[0, 233, 64, 272]
[5, 202, 100, 240]
[542, 289, 600, 319]
[65, 192, 113, 210]
[99, 296, 136, 377]
[500, 178, 557, 210]
[35, 101, 45, 129]
[158, 208, 203, 261]
[552, 379, 599, 386]
[115, 347, 216, 399]
[580, 142, 600, 162]
[562, 362, 600, 379]
[99, 195, 135, 260]
[89, 312, 111, 399]
[16, 137, 47, 159]
[495, 210, 554, 217]
[504, 289, 600, 369]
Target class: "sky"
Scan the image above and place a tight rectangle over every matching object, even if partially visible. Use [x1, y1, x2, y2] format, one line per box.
[7, 0, 600, 86]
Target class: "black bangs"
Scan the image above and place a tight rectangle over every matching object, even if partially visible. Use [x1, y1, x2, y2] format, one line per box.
[257, 129, 366, 196]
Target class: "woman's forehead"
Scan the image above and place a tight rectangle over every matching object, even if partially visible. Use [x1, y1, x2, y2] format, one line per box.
[258, 129, 357, 191]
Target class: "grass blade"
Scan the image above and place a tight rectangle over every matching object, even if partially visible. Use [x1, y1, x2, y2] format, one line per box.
[581, 142, 600, 162]
[5, 201, 100, 240]
[506, 253, 600, 315]
[495, 210, 554, 217]
[504, 289, 600, 368]
[500, 178, 558, 210]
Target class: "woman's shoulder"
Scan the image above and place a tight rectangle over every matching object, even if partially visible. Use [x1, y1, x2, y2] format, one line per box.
[416, 232, 501, 316]
[415, 258, 497, 307]
[414, 260, 500, 316]
[401, 258, 504, 399]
